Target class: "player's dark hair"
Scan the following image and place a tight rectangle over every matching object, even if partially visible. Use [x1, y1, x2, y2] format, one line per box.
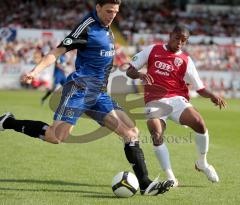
[96, 0, 121, 6]
[172, 24, 190, 37]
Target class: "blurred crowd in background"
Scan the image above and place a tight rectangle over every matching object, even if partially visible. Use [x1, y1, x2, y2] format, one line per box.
[1, 38, 239, 72]
[0, 39, 76, 67]
[0, 0, 90, 29]
[118, 1, 240, 39]
[1, 0, 240, 37]
[0, 0, 240, 97]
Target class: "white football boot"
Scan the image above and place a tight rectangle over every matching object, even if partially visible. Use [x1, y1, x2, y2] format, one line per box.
[195, 161, 219, 183]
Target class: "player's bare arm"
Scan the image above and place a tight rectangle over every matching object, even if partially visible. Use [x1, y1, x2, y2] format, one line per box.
[126, 65, 154, 85]
[197, 88, 227, 109]
[22, 47, 67, 84]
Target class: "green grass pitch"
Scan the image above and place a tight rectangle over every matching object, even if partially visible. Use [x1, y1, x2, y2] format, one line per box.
[0, 90, 239, 205]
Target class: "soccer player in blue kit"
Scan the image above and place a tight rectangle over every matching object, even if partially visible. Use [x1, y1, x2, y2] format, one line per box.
[41, 54, 67, 104]
[0, 0, 173, 195]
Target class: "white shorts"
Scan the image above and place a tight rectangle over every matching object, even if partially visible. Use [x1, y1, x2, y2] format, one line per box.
[145, 96, 192, 124]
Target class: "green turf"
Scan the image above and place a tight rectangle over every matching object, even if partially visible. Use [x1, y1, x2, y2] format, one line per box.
[0, 90, 239, 205]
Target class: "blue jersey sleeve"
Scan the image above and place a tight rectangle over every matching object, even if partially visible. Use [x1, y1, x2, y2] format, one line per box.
[57, 17, 95, 52]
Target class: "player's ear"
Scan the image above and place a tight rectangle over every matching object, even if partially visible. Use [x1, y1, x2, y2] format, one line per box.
[96, 4, 101, 12]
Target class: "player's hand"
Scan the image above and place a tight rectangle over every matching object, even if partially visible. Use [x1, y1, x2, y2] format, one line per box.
[139, 73, 154, 85]
[21, 71, 37, 84]
[210, 95, 227, 109]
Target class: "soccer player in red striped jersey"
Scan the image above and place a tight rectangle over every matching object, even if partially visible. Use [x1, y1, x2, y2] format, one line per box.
[127, 24, 226, 187]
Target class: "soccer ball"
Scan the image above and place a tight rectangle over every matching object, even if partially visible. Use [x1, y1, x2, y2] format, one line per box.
[111, 171, 139, 198]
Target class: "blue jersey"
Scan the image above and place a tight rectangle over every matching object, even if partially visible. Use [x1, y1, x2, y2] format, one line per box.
[58, 10, 115, 91]
[54, 10, 121, 125]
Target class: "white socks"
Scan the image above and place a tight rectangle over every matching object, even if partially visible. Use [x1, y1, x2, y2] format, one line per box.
[154, 143, 176, 180]
[153, 131, 210, 181]
[195, 130, 209, 169]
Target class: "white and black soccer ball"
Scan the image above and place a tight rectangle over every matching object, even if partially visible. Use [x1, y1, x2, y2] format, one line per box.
[111, 171, 139, 198]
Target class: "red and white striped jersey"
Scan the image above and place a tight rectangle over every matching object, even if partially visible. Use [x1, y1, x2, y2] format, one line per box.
[130, 44, 204, 103]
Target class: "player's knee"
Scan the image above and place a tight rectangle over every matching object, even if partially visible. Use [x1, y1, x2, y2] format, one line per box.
[128, 127, 139, 141]
[45, 126, 61, 144]
[45, 124, 71, 144]
[151, 131, 164, 146]
[56, 129, 70, 142]
[122, 127, 139, 143]
[132, 127, 139, 139]
[193, 117, 206, 134]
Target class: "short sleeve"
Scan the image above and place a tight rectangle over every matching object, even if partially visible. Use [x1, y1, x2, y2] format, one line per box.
[57, 17, 95, 52]
[129, 45, 154, 70]
[184, 57, 204, 91]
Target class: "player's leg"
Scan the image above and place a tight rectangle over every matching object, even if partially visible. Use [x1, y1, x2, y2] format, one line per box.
[104, 110, 151, 188]
[179, 106, 219, 182]
[0, 112, 60, 144]
[104, 109, 173, 195]
[1, 81, 82, 144]
[147, 118, 178, 187]
[145, 99, 178, 187]
[51, 80, 87, 142]
[41, 89, 54, 104]
[103, 109, 139, 142]
[86, 107, 155, 192]
[179, 107, 208, 167]
[45, 121, 73, 142]
[43, 79, 81, 143]
[85, 93, 173, 195]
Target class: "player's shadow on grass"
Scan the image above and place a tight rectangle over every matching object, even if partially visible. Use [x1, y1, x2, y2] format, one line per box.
[0, 179, 112, 195]
[0, 187, 111, 195]
[82, 195, 119, 199]
[0, 179, 109, 188]
[178, 184, 206, 188]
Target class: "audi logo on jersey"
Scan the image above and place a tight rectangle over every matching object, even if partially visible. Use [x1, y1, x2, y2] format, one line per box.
[154, 61, 174, 72]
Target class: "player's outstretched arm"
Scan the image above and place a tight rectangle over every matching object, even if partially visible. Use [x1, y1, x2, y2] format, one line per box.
[197, 88, 227, 109]
[22, 47, 66, 84]
[126, 65, 154, 85]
